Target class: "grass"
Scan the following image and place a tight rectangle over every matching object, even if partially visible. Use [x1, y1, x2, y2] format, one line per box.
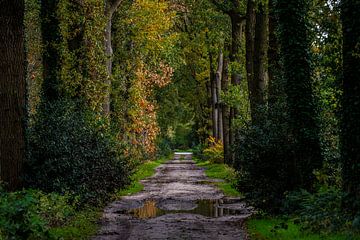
[116, 154, 171, 197]
[247, 217, 359, 240]
[49, 209, 101, 240]
[194, 158, 242, 197]
[50, 154, 171, 239]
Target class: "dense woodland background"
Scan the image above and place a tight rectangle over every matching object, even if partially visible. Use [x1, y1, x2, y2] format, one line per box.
[0, 0, 360, 239]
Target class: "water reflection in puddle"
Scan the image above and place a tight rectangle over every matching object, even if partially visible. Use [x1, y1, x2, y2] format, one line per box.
[129, 199, 246, 219]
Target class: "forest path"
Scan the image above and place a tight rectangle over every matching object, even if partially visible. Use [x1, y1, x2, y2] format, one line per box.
[93, 153, 251, 240]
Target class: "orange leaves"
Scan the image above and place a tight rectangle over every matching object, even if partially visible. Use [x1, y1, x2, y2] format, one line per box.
[136, 62, 173, 90]
[126, 61, 172, 157]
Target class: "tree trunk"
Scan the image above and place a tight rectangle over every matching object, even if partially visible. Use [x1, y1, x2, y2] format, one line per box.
[215, 50, 224, 141]
[103, 16, 112, 114]
[41, 0, 61, 101]
[103, 0, 123, 114]
[246, 0, 256, 112]
[252, 1, 268, 121]
[210, 52, 218, 139]
[229, 13, 245, 85]
[340, 0, 360, 216]
[277, 0, 323, 190]
[222, 46, 231, 164]
[267, 0, 281, 105]
[229, 12, 245, 158]
[0, 0, 26, 190]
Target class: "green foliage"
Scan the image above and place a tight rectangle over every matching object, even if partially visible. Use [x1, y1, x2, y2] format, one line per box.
[247, 217, 357, 240]
[0, 186, 100, 240]
[340, 0, 360, 217]
[26, 99, 130, 205]
[48, 209, 99, 240]
[195, 157, 241, 197]
[25, 0, 43, 117]
[111, 0, 177, 161]
[277, 0, 323, 190]
[221, 82, 251, 128]
[57, 0, 108, 111]
[116, 155, 170, 197]
[0, 189, 49, 240]
[233, 102, 295, 212]
[203, 136, 224, 164]
[156, 137, 173, 157]
[285, 188, 347, 233]
[310, 0, 342, 166]
[0, 188, 74, 240]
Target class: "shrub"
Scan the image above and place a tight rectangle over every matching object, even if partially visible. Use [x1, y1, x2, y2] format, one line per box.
[192, 143, 206, 159]
[0, 189, 48, 239]
[203, 136, 224, 163]
[156, 136, 172, 157]
[284, 187, 348, 233]
[0, 186, 76, 240]
[26, 99, 131, 205]
[233, 104, 296, 212]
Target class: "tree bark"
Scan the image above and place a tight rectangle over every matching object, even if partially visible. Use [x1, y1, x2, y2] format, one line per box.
[267, 0, 281, 105]
[0, 0, 26, 190]
[215, 50, 224, 141]
[245, 0, 256, 111]
[209, 51, 218, 139]
[340, 0, 360, 215]
[41, 0, 61, 101]
[222, 46, 231, 164]
[252, 1, 268, 121]
[229, 12, 245, 157]
[229, 13, 245, 85]
[277, 0, 323, 190]
[103, 0, 124, 114]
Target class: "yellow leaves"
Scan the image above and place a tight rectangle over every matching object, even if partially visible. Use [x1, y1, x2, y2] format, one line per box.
[126, 0, 177, 56]
[204, 136, 224, 164]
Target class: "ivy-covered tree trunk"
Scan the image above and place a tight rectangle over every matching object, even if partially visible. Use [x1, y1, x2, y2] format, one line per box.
[222, 46, 231, 164]
[210, 51, 218, 139]
[277, 0, 323, 189]
[0, 0, 26, 190]
[245, 0, 256, 116]
[103, 0, 123, 114]
[267, 0, 281, 105]
[229, 13, 245, 154]
[41, 0, 108, 111]
[40, 0, 61, 101]
[341, 0, 360, 215]
[252, 1, 268, 121]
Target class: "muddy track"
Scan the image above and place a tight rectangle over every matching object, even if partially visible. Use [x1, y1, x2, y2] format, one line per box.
[93, 153, 251, 240]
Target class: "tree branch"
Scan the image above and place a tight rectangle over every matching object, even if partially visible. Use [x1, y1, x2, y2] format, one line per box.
[106, 0, 124, 17]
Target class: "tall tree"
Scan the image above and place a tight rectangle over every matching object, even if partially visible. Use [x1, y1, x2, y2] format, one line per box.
[41, 0, 108, 111]
[340, 0, 360, 215]
[103, 0, 124, 114]
[215, 50, 224, 141]
[245, 0, 256, 114]
[252, 0, 268, 120]
[277, 0, 323, 189]
[0, 0, 26, 190]
[267, 0, 281, 104]
[40, 0, 61, 101]
[211, 0, 245, 162]
[222, 46, 231, 164]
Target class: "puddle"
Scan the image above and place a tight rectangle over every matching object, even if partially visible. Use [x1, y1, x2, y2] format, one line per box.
[128, 199, 248, 219]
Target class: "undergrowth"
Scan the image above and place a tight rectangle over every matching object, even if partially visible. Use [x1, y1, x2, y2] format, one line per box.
[194, 157, 242, 197]
[247, 217, 359, 240]
[115, 154, 172, 197]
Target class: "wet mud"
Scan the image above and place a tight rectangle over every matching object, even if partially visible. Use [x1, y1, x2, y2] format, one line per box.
[93, 153, 251, 240]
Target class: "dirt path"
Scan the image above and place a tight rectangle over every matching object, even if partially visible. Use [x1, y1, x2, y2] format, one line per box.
[94, 153, 251, 240]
